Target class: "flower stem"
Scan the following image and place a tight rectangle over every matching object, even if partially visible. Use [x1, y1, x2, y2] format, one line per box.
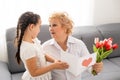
[92, 70, 98, 76]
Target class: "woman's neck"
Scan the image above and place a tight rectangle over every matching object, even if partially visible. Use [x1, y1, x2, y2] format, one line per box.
[55, 36, 68, 51]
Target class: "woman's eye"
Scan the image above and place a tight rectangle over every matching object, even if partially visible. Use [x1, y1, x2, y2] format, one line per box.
[49, 24, 57, 27]
[52, 24, 57, 27]
[49, 25, 51, 27]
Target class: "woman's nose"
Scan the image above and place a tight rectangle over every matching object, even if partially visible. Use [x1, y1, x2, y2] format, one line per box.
[49, 26, 54, 30]
[49, 27, 53, 31]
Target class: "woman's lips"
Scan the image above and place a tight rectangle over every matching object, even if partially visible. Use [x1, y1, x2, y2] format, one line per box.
[51, 32, 55, 34]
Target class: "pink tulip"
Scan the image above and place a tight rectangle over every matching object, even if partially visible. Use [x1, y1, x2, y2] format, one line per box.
[94, 38, 99, 44]
[112, 44, 118, 50]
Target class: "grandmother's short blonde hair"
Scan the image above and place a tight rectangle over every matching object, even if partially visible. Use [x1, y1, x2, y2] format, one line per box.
[49, 12, 74, 35]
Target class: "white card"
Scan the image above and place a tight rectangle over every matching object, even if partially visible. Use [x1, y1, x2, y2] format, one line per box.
[61, 52, 96, 76]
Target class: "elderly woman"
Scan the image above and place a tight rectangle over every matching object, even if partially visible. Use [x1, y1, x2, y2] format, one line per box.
[42, 12, 103, 80]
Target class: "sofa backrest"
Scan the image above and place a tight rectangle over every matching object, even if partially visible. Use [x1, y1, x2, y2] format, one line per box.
[6, 27, 25, 73]
[6, 23, 120, 73]
[73, 24, 120, 58]
[72, 26, 103, 53]
[37, 25, 51, 43]
[96, 23, 120, 58]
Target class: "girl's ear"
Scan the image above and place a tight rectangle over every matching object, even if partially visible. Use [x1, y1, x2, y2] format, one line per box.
[28, 24, 34, 31]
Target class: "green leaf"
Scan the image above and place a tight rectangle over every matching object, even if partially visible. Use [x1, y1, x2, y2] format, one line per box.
[101, 49, 113, 59]
[101, 47, 104, 55]
[97, 54, 102, 62]
[93, 45, 97, 52]
[96, 49, 102, 62]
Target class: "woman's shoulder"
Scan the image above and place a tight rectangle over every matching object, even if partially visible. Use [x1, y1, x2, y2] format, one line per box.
[69, 36, 87, 48]
[69, 36, 84, 43]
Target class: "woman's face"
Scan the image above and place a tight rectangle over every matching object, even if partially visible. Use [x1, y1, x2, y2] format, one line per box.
[49, 19, 67, 39]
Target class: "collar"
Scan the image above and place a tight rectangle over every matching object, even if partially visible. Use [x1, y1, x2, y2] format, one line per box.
[49, 36, 77, 46]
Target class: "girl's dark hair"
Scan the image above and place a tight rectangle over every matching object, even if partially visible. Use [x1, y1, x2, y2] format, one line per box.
[15, 11, 40, 64]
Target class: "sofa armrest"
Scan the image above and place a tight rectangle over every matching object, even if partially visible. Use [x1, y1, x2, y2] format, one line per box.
[0, 61, 11, 80]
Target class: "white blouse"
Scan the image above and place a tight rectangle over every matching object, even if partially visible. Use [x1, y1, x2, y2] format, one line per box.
[20, 38, 51, 80]
[42, 36, 90, 80]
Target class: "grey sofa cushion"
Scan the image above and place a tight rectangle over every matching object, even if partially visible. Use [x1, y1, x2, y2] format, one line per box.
[6, 27, 16, 41]
[97, 23, 120, 58]
[73, 26, 103, 53]
[38, 25, 51, 44]
[12, 72, 23, 80]
[72, 27, 82, 40]
[109, 57, 120, 67]
[7, 41, 25, 73]
[6, 28, 25, 73]
[101, 59, 120, 73]
[83, 72, 120, 80]
[82, 59, 120, 80]
[0, 61, 11, 80]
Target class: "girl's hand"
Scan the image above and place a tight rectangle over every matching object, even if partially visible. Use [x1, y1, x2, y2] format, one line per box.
[92, 62, 103, 73]
[52, 60, 69, 69]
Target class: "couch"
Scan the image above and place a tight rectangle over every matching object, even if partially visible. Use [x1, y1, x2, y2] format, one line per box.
[0, 23, 120, 80]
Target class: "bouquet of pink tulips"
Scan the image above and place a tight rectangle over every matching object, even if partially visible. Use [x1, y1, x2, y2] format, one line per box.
[92, 37, 118, 76]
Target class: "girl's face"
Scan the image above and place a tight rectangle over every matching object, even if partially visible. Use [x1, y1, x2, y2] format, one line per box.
[49, 19, 67, 39]
[31, 19, 41, 39]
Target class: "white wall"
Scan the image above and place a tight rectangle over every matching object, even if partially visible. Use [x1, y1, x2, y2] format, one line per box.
[0, 29, 8, 62]
[0, 0, 94, 30]
[0, 0, 94, 62]
[94, 0, 120, 25]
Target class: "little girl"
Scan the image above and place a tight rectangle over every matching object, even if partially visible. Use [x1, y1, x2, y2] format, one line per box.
[15, 11, 69, 80]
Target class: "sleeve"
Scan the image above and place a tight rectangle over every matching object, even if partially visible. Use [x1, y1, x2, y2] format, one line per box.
[22, 47, 37, 60]
[41, 43, 49, 55]
[33, 37, 41, 45]
[81, 41, 94, 73]
[78, 40, 93, 73]
[80, 40, 90, 56]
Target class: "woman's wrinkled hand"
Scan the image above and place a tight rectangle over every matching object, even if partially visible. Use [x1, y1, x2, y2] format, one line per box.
[92, 62, 103, 73]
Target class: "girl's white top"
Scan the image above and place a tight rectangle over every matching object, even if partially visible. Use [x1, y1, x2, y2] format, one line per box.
[20, 38, 51, 80]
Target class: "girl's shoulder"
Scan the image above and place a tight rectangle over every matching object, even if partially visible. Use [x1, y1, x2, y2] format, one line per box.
[42, 39, 53, 46]
[20, 41, 37, 60]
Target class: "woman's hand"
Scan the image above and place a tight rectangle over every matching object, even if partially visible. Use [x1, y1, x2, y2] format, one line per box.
[92, 62, 103, 73]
